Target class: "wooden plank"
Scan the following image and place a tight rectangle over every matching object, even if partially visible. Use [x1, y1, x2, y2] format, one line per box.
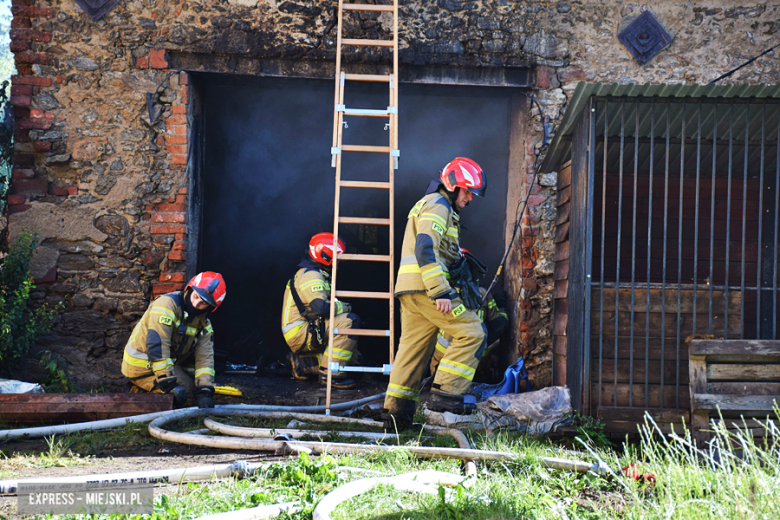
[592, 383, 689, 409]
[591, 287, 741, 314]
[343, 73, 391, 83]
[693, 394, 780, 412]
[0, 394, 172, 424]
[556, 201, 570, 225]
[690, 339, 780, 357]
[339, 180, 391, 189]
[339, 254, 391, 262]
[341, 144, 391, 153]
[553, 280, 568, 299]
[554, 353, 567, 386]
[558, 162, 571, 189]
[707, 364, 780, 382]
[553, 335, 567, 355]
[557, 185, 571, 206]
[707, 382, 780, 395]
[554, 222, 570, 244]
[554, 298, 568, 316]
[554, 241, 569, 262]
[554, 259, 569, 281]
[553, 312, 568, 336]
[592, 359, 688, 385]
[602, 420, 679, 435]
[597, 406, 690, 423]
[592, 311, 742, 338]
[590, 335, 683, 360]
[343, 3, 394, 12]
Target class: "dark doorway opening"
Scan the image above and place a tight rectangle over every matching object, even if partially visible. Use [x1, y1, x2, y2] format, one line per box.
[197, 73, 514, 367]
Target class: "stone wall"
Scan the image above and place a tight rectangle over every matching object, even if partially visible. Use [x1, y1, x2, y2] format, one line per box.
[5, 0, 779, 390]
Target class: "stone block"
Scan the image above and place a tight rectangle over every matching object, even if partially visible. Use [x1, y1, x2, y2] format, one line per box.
[149, 49, 168, 69]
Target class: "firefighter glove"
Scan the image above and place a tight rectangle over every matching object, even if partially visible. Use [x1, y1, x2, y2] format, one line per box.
[170, 385, 189, 406]
[195, 385, 215, 409]
[157, 376, 179, 393]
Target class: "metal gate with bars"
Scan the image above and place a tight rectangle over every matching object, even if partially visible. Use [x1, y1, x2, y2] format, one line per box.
[542, 83, 780, 429]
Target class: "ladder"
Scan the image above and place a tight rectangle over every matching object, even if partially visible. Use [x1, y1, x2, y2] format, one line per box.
[325, 0, 399, 413]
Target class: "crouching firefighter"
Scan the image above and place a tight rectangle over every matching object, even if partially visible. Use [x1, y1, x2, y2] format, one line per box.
[383, 157, 487, 430]
[121, 272, 226, 408]
[281, 232, 362, 390]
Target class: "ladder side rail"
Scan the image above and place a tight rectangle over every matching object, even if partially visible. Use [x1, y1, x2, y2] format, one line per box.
[325, 1, 347, 414]
[388, 0, 399, 363]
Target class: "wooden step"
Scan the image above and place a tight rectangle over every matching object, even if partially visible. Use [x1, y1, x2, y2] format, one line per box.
[342, 38, 394, 48]
[340, 180, 391, 189]
[335, 290, 392, 299]
[344, 73, 392, 83]
[341, 144, 391, 153]
[339, 216, 391, 225]
[339, 254, 391, 262]
[343, 3, 394, 12]
[342, 108, 392, 118]
[333, 328, 391, 337]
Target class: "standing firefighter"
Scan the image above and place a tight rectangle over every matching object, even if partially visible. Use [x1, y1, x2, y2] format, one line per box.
[281, 232, 362, 389]
[429, 286, 508, 377]
[121, 272, 226, 408]
[383, 157, 488, 429]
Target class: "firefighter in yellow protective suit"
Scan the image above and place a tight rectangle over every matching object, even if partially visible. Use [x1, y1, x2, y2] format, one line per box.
[281, 232, 361, 389]
[121, 272, 226, 408]
[428, 286, 508, 376]
[383, 157, 488, 429]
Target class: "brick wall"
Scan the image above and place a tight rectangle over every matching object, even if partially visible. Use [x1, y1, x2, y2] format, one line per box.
[3, 0, 778, 389]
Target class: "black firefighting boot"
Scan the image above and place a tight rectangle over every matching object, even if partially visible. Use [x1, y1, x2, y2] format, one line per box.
[288, 352, 319, 381]
[379, 409, 424, 434]
[318, 371, 357, 390]
[428, 392, 477, 415]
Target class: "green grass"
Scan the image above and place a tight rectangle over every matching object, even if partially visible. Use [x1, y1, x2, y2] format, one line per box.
[0, 436, 92, 470]
[4, 414, 780, 519]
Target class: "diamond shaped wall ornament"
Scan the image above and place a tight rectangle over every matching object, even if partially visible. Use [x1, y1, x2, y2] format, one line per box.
[73, 0, 124, 22]
[618, 11, 673, 65]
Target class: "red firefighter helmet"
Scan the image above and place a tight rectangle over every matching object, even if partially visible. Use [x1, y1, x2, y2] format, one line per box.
[309, 232, 345, 266]
[440, 157, 486, 197]
[186, 271, 226, 311]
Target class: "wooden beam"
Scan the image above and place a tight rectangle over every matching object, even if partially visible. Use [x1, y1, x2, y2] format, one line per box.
[693, 393, 780, 412]
[690, 339, 780, 357]
[0, 393, 173, 424]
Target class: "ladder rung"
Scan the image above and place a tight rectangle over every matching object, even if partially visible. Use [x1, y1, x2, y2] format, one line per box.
[335, 290, 391, 299]
[344, 73, 391, 83]
[340, 180, 391, 189]
[339, 216, 391, 225]
[339, 254, 391, 262]
[343, 3, 394, 12]
[341, 145, 391, 153]
[342, 38, 394, 48]
[334, 328, 391, 337]
[343, 108, 391, 118]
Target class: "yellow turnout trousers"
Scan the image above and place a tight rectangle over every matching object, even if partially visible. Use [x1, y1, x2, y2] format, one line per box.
[285, 313, 359, 373]
[384, 292, 485, 419]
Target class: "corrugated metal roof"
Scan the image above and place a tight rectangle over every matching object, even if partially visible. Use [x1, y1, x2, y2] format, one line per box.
[541, 82, 780, 173]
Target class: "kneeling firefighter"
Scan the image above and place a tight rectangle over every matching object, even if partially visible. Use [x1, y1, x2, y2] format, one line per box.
[383, 157, 488, 430]
[281, 232, 362, 389]
[121, 272, 226, 408]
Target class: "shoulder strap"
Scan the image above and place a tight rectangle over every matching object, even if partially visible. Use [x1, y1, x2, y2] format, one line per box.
[289, 272, 315, 320]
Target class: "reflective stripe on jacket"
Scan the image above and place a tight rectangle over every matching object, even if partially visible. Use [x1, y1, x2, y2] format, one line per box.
[122, 292, 215, 386]
[281, 267, 347, 343]
[395, 187, 461, 299]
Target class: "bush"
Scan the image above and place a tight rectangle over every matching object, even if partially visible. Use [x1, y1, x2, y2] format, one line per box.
[0, 231, 58, 376]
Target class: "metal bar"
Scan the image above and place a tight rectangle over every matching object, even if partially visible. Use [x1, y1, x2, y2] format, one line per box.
[757, 104, 765, 338]
[613, 101, 625, 407]
[584, 99, 596, 415]
[724, 103, 734, 339]
[693, 103, 702, 335]
[741, 104, 749, 338]
[661, 102, 670, 408]
[594, 96, 780, 105]
[676, 102, 686, 409]
[630, 102, 639, 407]
[599, 100, 608, 409]
[709, 104, 718, 334]
[774, 112, 780, 338]
[645, 101, 654, 408]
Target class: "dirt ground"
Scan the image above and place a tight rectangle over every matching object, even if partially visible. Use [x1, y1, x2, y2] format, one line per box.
[0, 372, 394, 516]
